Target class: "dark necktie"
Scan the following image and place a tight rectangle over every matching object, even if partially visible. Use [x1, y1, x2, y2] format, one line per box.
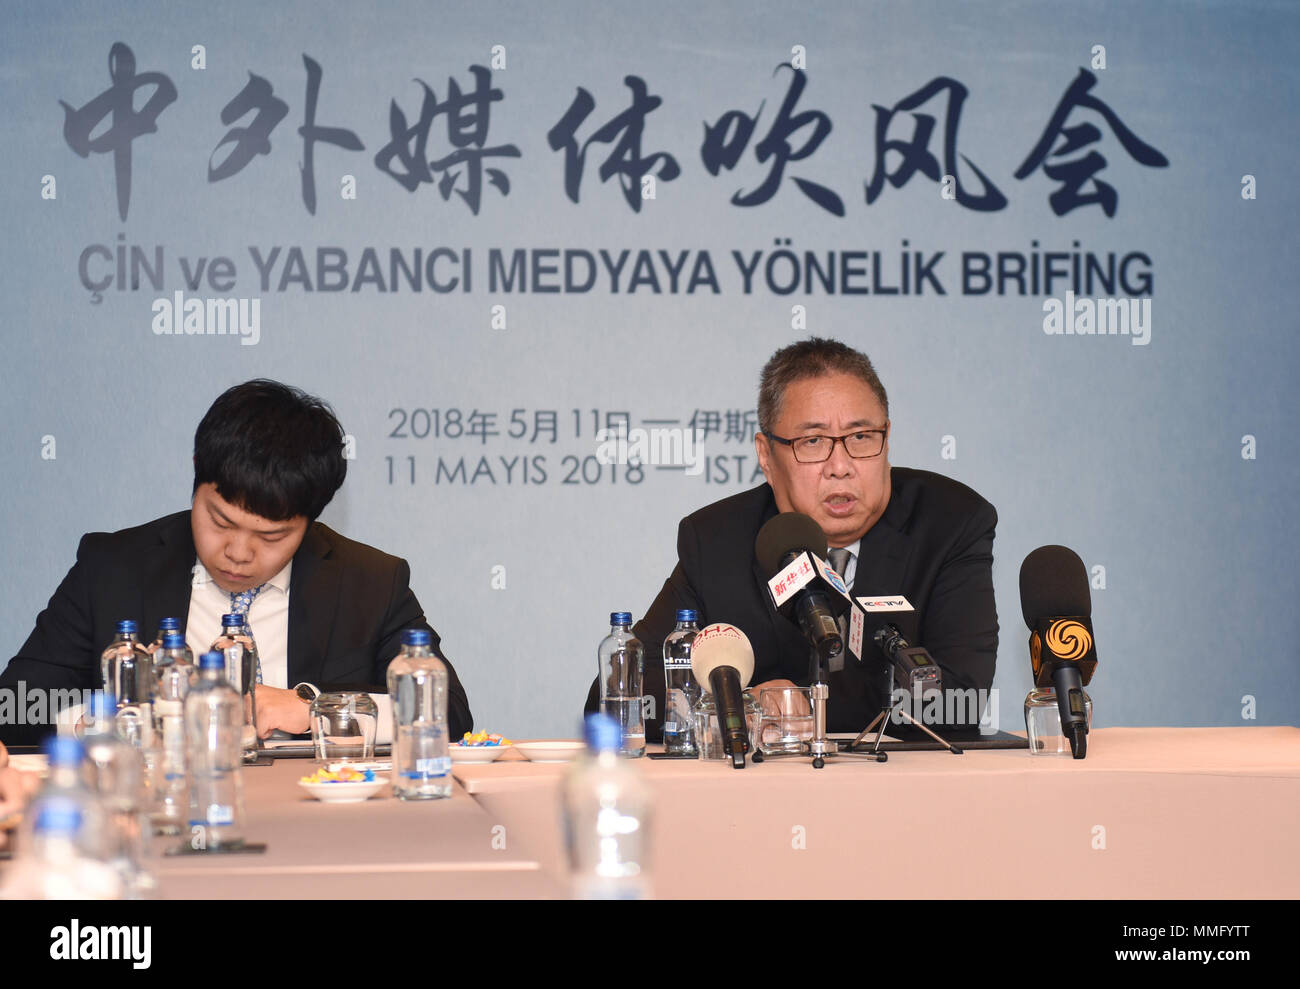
[826, 548, 852, 672]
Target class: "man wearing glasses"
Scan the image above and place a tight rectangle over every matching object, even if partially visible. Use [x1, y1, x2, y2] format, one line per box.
[586, 336, 997, 738]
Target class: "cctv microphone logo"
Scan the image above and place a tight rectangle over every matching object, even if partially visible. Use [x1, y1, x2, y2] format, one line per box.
[1045, 619, 1092, 661]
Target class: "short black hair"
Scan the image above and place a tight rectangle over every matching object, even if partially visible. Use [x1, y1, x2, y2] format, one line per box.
[758, 337, 889, 435]
[193, 379, 346, 521]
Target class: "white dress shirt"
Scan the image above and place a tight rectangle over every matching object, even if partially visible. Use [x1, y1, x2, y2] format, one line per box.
[830, 538, 861, 588]
[186, 561, 292, 687]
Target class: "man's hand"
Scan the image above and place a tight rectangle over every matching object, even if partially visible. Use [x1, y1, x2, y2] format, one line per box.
[0, 742, 41, 851]
[253, 685, 311, 737]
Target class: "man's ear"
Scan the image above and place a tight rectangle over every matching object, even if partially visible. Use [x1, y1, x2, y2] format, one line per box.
[755, 432, 773, 483]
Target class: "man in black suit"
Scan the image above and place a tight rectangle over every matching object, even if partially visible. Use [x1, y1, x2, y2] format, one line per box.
[0, 379, 471, 747]
[585, 337, 997, 739]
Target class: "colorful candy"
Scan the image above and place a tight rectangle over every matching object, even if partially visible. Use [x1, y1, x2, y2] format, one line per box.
[458, 731, 511, 747]
[300, 766, 377, 784]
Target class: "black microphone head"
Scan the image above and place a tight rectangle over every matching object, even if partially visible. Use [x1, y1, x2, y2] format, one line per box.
[755, 512, 828, 574]
[1019, 545, 1091, 627]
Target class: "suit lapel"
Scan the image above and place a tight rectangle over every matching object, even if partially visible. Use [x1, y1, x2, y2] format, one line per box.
[286, 523, 340, 685]
[852, 470, 915, 599]
[149, 513, 200, 637]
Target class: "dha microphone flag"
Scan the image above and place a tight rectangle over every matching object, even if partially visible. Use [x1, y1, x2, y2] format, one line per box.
[1019, 545, 1099, 759]
[689, 622, 755, 689]
[690, 623, 755, 768]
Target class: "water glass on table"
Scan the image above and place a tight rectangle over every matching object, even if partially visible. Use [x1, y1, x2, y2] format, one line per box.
[310, 692, 378, 763]
[758, 686, 815, 755]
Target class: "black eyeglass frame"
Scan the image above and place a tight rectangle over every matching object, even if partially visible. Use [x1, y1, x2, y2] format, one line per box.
[762, 425, 889, 463]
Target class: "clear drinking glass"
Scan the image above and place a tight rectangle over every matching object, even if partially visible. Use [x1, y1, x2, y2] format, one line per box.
[758, 686, 816, 755]
[693, 690, 761, 761]
[1024, 687, 1093, 755]
[310, 692, 378, 763]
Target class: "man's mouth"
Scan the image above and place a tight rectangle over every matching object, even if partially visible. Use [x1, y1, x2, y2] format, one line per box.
[824, 494, 857, 516]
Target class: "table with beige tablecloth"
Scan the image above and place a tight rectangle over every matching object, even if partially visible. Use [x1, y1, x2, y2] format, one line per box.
[149, 726, 1300, 899]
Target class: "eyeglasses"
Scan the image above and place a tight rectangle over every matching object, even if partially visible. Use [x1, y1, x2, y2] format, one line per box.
[764, 427, 888, 463]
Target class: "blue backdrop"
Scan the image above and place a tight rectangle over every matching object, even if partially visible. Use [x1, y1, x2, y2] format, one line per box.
[2, 0, 1297, 736]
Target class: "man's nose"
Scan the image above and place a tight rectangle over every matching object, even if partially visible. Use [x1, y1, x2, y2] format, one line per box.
[225, 532, 254, 564]
[824, 437, 855, 476]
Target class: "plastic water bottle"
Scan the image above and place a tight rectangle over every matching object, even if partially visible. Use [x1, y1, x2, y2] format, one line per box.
[597, 612, 645, 757]
[152, 632, 193, 834]
[0, 736, 121, 900]
[185, 651, 245, 849]
[662, 609, 701, 756]
[562, 713, 652, 900]
[210, 614, 259, 764]
[100, 620, 153, 749]
[81, 692, 151, 896]
[386, 629, 451, 800]
[150, 616, 182, 654]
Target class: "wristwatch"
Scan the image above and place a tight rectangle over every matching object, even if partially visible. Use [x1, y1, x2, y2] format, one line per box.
[294, 682, 320, 703]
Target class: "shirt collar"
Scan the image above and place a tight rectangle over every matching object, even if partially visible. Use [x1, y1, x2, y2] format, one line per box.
[828, 538, 861, 563]
[192, 560, 293, 594]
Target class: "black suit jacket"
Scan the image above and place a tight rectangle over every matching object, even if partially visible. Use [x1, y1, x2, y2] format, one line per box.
[1, 511, 472, 745]
[585, 468, 998, 738]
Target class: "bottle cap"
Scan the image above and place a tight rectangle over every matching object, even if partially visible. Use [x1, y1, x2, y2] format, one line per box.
[198, 651, 225, 671]
[162, 631, 187, 650]
[43, 735, 83, 767]
[402, 629, 432, 647]
[584, 713, 622, 753]
[675, 609, 698, 623]
[220, 613, 243, 627]
[115, 619, 138, 634]
[610, 612, 633, 626]
[158, 617, 181, 631]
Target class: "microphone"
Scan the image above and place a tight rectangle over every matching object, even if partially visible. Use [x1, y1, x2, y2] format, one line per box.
[845, 594, 915, 664]
[689, 623, 755, 769]
[1019, 545, 1099, 759]
[872, 624, 943, 706]
[755, 513, 851, 671]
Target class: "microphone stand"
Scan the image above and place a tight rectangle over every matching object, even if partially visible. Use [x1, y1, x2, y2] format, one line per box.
[847, 666, 964, 756]
[753, 645, 888, 769]
[805, 647, 838, 769]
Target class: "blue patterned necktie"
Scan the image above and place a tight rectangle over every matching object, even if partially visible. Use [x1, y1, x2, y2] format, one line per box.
[229, 583, 267, 684]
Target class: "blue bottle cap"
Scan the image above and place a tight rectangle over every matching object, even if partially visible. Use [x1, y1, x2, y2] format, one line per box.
[115, 619, 138, 634]
[402, 629, 432, 647]
[158, 617, 181, 631]
[610, 612, 633, 625]
[89, 691, 116, 720]
[675, 609, 698, 623]
[162, 631, 187, 649]
[220, 613, 243, 627]
[584, 713, 622, 753]
[43, 735, 83, 766]
[198, 651, 225, 671]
